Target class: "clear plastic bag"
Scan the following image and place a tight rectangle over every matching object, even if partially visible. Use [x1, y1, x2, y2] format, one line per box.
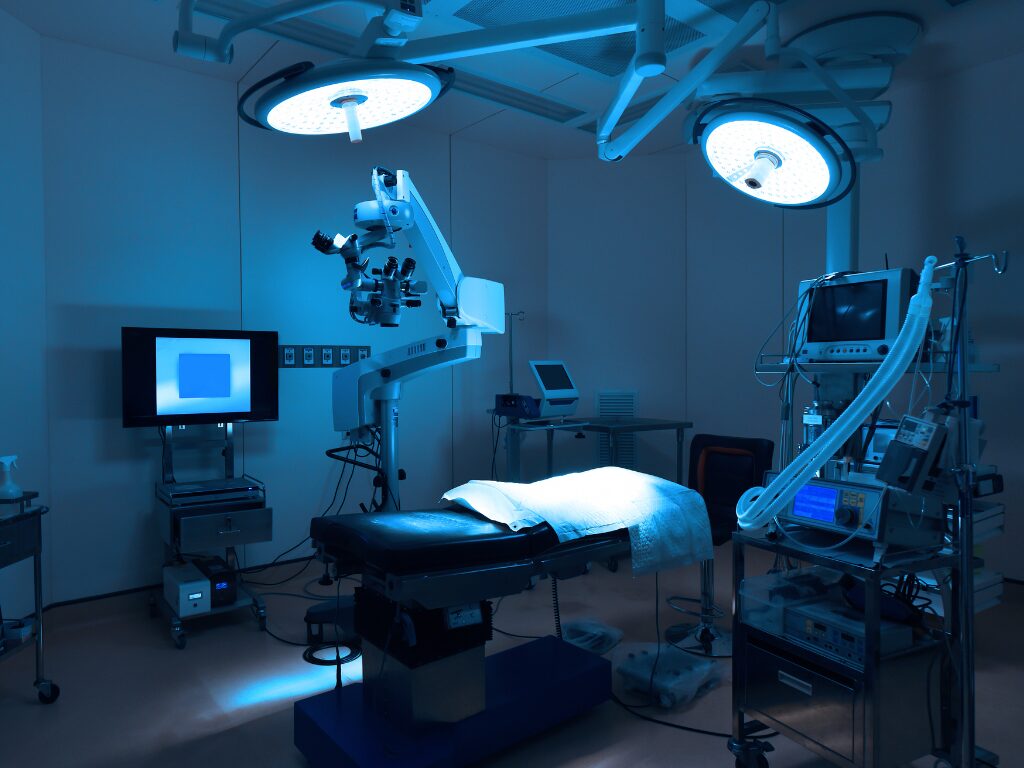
[614, 642, 723, 709]
[562, 618, 624, 655]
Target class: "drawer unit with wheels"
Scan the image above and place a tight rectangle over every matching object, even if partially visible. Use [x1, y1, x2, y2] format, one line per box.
[739, 633, 938, 768]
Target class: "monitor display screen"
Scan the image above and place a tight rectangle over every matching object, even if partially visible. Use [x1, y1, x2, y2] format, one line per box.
[807, 280, 887, 343]
[535, 364, 574, 392]
[792, 484, 838, 523]
[122, 327, 278, 427]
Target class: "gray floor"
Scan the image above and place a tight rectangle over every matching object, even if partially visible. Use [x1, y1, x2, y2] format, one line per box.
[1, 550, 1021, 767]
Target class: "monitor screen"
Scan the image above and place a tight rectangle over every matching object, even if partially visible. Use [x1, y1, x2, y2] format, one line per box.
[807, 280, 887, 343]
[122, 327, 278, 427]
[534, 364, 574, 392]
[792, 484, 838, 523]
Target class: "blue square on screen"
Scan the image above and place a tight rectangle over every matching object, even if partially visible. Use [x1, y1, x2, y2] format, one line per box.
[178, 353, 231, 399]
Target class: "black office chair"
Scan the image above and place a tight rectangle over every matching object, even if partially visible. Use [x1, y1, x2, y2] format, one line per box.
[665, 434, 774, 657]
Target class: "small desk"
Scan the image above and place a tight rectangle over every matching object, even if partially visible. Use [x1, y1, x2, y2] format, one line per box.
[0, 492, 59, 704]
[504, 416, 692, 483]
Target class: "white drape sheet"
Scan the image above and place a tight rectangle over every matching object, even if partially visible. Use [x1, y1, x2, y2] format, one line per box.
[443, 467, 712, 574]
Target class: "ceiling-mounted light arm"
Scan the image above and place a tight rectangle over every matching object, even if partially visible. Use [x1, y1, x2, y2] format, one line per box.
[174, 0, 404, 63]
[389, 6, 637, 64]
[597, 1, 770, 162]
[782, 46, 879, 155]
[595, 0, 666, 144]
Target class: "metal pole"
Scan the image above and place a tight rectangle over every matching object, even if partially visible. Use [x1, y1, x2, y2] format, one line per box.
[826, 177, 860, 273]
[162, 426, 175, 484]
[546, 429, 554, 479]
[224, 422, 235, 479]
[379, 400, 400, 512]
[955, 257, 976, 768]
[398, 6, 637, 64]
[507, 427, 522, 483]
[676, 427, 684, 485]
[508, 317, 515, 393]
[33, 537, 44, 686]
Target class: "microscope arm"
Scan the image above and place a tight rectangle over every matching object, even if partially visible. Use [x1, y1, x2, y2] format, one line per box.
[333, 327, 483, 435]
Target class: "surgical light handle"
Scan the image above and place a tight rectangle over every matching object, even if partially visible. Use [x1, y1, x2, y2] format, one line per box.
[736, 255, 938, 529]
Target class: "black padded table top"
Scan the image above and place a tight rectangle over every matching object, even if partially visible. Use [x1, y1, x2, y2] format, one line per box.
[311, 509, 563, 574]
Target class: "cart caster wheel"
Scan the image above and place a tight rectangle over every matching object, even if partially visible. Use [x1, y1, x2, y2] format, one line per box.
[258, 614, 267, 631]
[933, 760, 953, 768]
[172, 632, 187, 650]
[735, 756, 769, 768]
[38, 683, 60, 705]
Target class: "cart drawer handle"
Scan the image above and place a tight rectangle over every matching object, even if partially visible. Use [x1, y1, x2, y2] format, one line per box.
[0, 540, 10, 549]
[778, 670, 813, 697]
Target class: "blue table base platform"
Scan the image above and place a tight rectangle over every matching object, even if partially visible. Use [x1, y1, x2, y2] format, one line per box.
[294, 636, 610, 767]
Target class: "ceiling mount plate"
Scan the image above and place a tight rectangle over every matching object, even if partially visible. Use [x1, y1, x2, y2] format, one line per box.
[787, 13, 923, 66]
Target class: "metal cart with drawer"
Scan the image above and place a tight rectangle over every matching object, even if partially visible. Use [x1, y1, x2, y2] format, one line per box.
[729, 530, 958, 768]
[154, 424, 271, 649]
[0, 492, 59, 704]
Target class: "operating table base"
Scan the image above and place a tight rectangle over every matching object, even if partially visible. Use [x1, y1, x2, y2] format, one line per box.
[294, 636, 610, 767]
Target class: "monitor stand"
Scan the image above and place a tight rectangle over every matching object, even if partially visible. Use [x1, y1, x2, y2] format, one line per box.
[161, 422, 235, 484]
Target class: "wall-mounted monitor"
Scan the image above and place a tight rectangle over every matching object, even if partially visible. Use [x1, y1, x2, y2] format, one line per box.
[122, 327, 279, 428]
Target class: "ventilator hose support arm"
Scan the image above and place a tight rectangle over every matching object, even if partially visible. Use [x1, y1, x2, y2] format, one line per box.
[736, 255, 938, 529]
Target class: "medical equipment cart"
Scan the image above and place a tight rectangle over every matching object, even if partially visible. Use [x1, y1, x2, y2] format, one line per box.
[152, 424, 270, 649]
[0, 492, 60, 704]
[729, 530, 995, 768]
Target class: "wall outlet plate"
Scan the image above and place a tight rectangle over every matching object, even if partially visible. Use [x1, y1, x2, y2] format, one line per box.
[278, 345, 369, 368]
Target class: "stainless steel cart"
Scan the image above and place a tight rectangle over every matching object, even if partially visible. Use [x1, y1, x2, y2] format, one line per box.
[0, 492, 59, 704]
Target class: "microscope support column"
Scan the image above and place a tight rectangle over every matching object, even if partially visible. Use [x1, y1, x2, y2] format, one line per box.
[378, 398, 401, 512]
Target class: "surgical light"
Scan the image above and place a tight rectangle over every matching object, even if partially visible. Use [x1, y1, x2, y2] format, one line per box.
[242, 59, 445, 142]
[692, 100, 855, 208]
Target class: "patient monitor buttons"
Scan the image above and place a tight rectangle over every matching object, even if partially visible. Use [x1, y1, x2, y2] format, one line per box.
[825, 345, 872, 356]
[444, 603, 484, 629]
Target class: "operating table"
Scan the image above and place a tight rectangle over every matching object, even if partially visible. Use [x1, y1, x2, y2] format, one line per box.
[294, 506, 633, 768]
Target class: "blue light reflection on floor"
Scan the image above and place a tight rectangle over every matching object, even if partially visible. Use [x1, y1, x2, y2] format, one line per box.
[229, 658, 362, 710]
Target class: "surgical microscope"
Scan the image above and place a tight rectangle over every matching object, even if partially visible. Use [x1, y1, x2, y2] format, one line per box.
[312, 167, 505, 511]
